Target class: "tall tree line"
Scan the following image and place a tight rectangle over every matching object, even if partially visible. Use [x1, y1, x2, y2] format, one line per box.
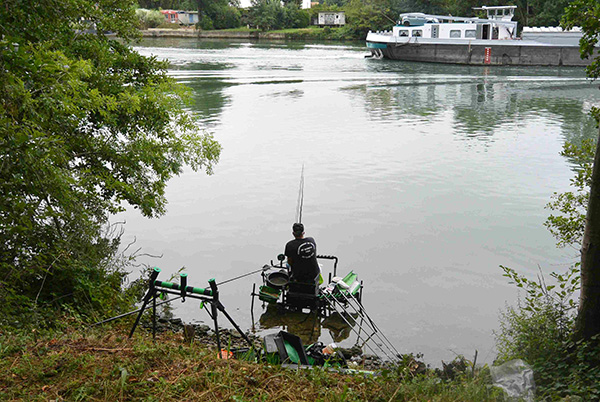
[329, 0, 573, 30]
[136, 0, 572, 35]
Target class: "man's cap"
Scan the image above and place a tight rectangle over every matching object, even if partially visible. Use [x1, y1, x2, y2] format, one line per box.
[292, 223, 304, 235]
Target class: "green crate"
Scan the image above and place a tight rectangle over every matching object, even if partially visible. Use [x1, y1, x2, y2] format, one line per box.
[259, 285, 281, 303]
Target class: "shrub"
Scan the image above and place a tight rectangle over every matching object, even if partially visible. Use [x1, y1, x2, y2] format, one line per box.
[212, 6, 242, 29]
[495, 265, 578, 366]
[288, 8, 310, 28]
[136, 9, 166, 29]
[495, 265, 600, 398]
[198, 15, 214, 30]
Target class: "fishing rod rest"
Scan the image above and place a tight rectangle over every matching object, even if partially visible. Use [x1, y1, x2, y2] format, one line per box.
[153, 280, 213, 297]
[129, 266, 161, 338]
[142, 267, 161, 303]
[180, 273, 187, 301]
[129, 272, 258, 359]
[316, 255, 338, 276]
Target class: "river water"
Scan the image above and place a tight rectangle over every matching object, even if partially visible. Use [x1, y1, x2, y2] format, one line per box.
[117, 38, 600, 365]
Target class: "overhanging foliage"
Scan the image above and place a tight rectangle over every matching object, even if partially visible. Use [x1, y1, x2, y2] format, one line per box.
[0, 0, 221, 323]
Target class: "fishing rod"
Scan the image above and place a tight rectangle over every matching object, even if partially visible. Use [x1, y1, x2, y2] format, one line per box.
[295, 164, 305, 224]
[218, 264, 273, 286]
[336, 291, 402, 358]
[91, 296, 183, 326]
[321, 291, 395, 362]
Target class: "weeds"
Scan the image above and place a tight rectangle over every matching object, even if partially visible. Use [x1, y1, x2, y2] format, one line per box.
[496, 264, 600, 399]
[0, 325, 502, 401]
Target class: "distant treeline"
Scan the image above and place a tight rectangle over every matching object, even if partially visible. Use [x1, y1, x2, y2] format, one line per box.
[137, 0, 570, 36]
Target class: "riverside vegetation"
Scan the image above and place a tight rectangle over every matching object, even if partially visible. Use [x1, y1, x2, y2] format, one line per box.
[0, 321, 504, 401]
[4, 0, 600, 400]
[136, 0, 576, 41]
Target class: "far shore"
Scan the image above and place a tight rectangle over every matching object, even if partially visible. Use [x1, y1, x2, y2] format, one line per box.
[142, 28, 287, 40]
[139, 27, 362, 41]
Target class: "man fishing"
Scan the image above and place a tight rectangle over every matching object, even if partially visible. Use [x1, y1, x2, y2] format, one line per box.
[285, 223, 320, 283]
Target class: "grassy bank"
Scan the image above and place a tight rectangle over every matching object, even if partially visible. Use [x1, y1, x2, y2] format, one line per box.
[0, 324, 503, 401]
[141, 26, 363, 41]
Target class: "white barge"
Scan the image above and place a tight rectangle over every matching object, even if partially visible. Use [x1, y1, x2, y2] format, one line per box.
[365, 6, 589, 66]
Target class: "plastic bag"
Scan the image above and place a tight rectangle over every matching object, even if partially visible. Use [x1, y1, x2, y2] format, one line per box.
[490, 359, 536, 401]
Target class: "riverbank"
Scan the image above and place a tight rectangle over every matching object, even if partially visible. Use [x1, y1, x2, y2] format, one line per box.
[0, 322, 502, 401]
[140, 27, 360, 41]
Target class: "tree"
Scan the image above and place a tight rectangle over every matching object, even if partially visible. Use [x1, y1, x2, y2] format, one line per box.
[138, 0, 197, 9]
[212, 6, 242, 29]
[0, 0, 221, 321]
[196, 0, 241, 30]
[562, 0, 600, 340]
[545, 140, 595, 249]
[136, 8, 168, 29]
[249, 0, 284, 31]
[575, 134, 600, 340]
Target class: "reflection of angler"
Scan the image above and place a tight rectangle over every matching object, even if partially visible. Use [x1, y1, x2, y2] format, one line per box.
[321, 279, 401, 363]
[322, 312, 358, 342]
[259, 303, 322, 345]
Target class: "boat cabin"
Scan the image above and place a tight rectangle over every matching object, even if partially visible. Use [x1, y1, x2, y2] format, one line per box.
[393, 5, 517, 41]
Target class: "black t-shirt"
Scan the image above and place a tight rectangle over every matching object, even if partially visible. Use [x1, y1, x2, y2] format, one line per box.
[284, 237, 319, 281]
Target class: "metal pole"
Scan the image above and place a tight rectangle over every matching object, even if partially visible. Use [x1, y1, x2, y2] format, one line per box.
[129, 267, 161, 338]
[152, 292, 157, 340]
[217, 303, 259, 359]
[208, 279, 222, 354]
[250, 283, 256, 332]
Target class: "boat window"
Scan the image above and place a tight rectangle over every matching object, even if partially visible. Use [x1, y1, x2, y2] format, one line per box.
[465, 30, 476, 38]
[399, 30, 409, 37]
[450, 30, 461, 38]
[412, 30, 422, 37]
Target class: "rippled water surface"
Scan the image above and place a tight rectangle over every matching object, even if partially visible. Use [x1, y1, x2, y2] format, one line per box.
[117, 38, 600, 364]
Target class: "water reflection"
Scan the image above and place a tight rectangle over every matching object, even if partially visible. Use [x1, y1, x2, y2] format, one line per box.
[139, 37, 234, 50]
[355, 76, 598, 143]
[322, 312, 360, 342]
[183, 79, 232, 127]
[258, 304, 357, 345]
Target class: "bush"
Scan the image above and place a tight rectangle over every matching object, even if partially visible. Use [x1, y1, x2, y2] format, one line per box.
[296, 9, 311, 28]
[283, 7, 310, 28]
[198, 15, 214, 30]
[535, 336, 600, 399]
[494, 265, 600, 399]
[0, 223, 149, 330]
[212, 6, 242, 29]
[495, 266, 577, 365]
[136, 9, 166, 29]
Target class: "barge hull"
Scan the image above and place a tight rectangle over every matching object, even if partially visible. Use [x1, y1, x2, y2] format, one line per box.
[368, 42, 591, 66]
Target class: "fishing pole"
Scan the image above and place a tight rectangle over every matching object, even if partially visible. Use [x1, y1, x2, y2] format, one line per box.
[218, 265, 272, 286]
[91, 296, 183, 326]
[295, 164, 305, 224]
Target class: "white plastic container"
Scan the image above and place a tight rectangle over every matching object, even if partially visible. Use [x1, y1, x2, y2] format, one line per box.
[322, 343, 338, 355]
